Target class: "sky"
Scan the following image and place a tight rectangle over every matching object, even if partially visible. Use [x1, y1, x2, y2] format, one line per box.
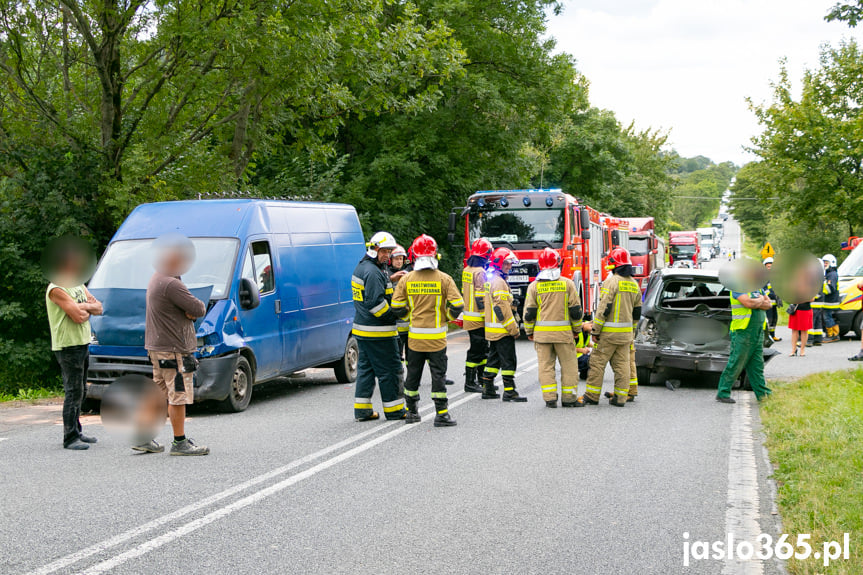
[545, 0, 855, 165]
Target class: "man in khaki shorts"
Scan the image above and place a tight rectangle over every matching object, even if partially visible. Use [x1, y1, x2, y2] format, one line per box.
[138, 233, 209, 455]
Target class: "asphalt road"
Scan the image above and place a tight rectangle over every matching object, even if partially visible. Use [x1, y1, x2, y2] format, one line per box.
[1, 217, 858, 575]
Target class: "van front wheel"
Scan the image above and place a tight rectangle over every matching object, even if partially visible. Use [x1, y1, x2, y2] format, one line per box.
[219, 356, 253, 412]
[334, 337, 359, 384]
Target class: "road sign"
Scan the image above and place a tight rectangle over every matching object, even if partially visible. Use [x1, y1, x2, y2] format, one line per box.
[760, 242, 775, 260]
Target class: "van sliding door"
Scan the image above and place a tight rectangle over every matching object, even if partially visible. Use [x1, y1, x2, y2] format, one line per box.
[239, 239, 283, 380]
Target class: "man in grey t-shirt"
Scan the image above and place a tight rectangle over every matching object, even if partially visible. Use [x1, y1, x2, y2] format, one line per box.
[136, 234, 209, 456]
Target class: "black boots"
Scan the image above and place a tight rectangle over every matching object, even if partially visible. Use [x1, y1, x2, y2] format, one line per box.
[434, 412, 457, 427]
[464, 366, 484, 393]
[501, 378, 527, 402]
[405, 397, 421, 424]
[481, 376, 500, 399]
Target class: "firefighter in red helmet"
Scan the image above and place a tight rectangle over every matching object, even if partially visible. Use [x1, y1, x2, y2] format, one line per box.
[461, 238, 494, 393]
[585, 247, 641, 407]
[391, 235, 464, 426]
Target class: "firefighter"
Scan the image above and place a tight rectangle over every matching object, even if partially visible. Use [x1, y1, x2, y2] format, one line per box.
[584, 247, 641, 407]
[351, 231, 405, 422]
[763, 257, 782, 342]
[480, 247, 528, 402]
[523, 248, 584, 408]
[389, 245, 411, 363]
[461, 238, 493, 393]
[391, 235, 464, 427]
[808, 258, 827, 346]
[822, 254, 841, 343]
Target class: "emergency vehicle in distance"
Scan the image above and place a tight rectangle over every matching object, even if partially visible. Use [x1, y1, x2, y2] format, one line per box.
[668, 230, 700, 268]
[449, 189, 628, 321]
[627, 217, 666, 290]
[835, 236, 863, 338]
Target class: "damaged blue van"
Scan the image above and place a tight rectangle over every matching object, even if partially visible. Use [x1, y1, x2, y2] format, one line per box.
[85, 199, 364, 412]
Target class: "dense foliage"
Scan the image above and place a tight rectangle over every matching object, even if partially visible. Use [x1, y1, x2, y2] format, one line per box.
[0, 0, 679, 392]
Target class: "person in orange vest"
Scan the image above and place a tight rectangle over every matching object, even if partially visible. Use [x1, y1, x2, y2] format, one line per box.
[480, 247, 528, 402]
[391, 235, 464, 427]
[461, 238, 494, 393]
[523, 248, 584, 407]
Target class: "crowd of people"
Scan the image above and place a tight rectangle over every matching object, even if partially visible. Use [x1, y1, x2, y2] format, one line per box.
[350, 232, 642, 426]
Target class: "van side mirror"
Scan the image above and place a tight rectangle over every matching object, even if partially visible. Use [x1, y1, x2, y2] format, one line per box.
[581, 230, 591, 240]
[239, 278, 260, 310]
[448, 212, 457, 234]
[447, 232, 456, 244]
[567, 244, 575, 251]
[579, 209, 590, 231]
[611, 230, 620, 246]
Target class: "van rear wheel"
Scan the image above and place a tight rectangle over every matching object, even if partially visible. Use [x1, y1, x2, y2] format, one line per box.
[334, 337, 359, 384]
[219, 356, 253, 412]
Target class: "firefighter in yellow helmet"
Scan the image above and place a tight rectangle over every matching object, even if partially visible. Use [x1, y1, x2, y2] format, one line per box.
[584, 247, 641, 407]
[391, 235, 464, 427]
[523, 248, 584, 408]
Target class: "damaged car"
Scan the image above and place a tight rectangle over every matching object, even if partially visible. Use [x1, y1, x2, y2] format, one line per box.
[634, 269, 779, 389]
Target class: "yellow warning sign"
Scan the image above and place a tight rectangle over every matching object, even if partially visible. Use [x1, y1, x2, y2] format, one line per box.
[760, 242, 775, 260]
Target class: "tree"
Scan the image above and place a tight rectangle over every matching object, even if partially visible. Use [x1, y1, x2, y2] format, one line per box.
[826, 1, 863, 26]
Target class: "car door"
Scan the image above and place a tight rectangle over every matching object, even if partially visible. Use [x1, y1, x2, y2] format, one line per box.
[238, 238, 283, 381]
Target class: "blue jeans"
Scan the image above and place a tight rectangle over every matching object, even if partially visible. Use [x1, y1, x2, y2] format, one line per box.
[54, 344, 89, 446]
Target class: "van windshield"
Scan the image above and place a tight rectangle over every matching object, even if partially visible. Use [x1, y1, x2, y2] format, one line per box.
[838, 244, 863, 277]
[89, 238, 239, 299]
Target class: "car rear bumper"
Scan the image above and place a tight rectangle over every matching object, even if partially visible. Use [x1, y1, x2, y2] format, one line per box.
[635, 345, 780, 379]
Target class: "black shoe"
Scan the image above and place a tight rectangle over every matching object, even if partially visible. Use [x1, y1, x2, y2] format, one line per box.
[546, 400, 558, 408]
[849, 351, 863, 361]
[502, 391, 527, 403]
[582, 395, 599, 405]
[434, 413, 457, 427]
[64, 439, 90, 450]
[445, 378, 455, 386]
[562, 398, 585, 408]
[627, 395, 636, 403]
[481, 379, 500, 399]
[609, 397, 626, 407]
[405, 411, 421, 424]
[79, 434, 98, 444]
[716, 396, 736, 404]
[771, 336, 783, 342]
[813, 340, 822, 347]
[464, 381, 484, 393]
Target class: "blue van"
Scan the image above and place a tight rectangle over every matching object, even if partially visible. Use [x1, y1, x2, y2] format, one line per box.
[85, 199, 364, 412]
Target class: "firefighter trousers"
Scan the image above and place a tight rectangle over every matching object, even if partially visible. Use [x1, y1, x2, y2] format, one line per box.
[810, 308, 824, 341]
[466, 328, 489, 372]
[484, 336, 518, 392]
[584, 339, 630, 403]
[354, 338, 405, 420]
[716, 324, 771, 400]
[629, 342, 638, 397]
[535, 341, 578, 402]
[404, 348, 449, 416]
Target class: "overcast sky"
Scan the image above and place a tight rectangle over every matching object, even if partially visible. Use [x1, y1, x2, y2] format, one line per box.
[546, 0, 854, 165]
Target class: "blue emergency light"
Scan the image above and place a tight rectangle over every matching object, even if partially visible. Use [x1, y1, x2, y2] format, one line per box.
[545, 196, 554, 207]
[523, 197, 531, 207]
[500, 197, 509, 207]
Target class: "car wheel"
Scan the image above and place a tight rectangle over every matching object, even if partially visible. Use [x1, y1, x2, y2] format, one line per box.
[334, 337, 359, 384]
[854, 311, 863, 341]
[636, 366, 653, 386]
[219, 356, 253, 413]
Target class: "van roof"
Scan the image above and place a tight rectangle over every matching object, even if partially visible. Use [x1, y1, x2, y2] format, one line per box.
[113, 199, 357, 241]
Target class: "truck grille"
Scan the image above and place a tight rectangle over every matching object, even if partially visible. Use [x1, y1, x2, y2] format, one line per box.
[88, 355, 153, 385]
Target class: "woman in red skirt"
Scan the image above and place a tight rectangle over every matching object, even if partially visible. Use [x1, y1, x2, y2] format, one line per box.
[788, 300, 813, 356]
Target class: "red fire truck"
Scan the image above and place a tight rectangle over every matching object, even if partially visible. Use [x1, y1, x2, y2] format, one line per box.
[449, 189, 608, 320]
[668, 230, 700, 268]
[627, 217, 666, 289]
[599, 214, 631, 280]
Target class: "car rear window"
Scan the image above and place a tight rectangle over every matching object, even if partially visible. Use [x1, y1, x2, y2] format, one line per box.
[659, 279, 730, 310]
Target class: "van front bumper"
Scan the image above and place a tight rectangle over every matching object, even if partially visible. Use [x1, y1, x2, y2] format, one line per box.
[87, 353, 239, 403]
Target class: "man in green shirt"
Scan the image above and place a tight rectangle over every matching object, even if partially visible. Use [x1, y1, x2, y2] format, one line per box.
[46, 246, 103, 450]
[716, 289, 772, 404]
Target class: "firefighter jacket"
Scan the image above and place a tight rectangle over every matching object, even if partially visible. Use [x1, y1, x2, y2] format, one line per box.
[351, 256, 397, 339]
[523, 277, 583, 343]
[591, 273, 641, 345]
[390, 264, 412, 334]
[825, 267, 840, 308]
[764, 281, 782, 307]
[484, 272, 519, 341]
[461, 265, 487, 331]
[391, 269, 464, 352]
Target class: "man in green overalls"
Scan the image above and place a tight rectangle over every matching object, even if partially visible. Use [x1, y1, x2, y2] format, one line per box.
[716, 289, 773, 404]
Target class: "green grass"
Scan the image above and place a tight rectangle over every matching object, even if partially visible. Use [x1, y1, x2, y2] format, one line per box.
[0, 387, 63, 403]
[761, 369, 863, 574]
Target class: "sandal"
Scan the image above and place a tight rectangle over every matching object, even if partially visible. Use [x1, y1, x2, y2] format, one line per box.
[355, 411, 380, 422]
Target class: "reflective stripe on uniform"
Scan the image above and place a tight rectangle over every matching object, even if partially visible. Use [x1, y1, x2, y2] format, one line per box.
[351, 275, 365, 286]
[430, 391, 447, 399]
[462, 311, 483, 320]
[383, 399, 405, 413]
[408, 325, 447, 340]
[484, 367, 500, 374]
[404, 389, 419, 397]
[541, 384, 558, 393]
[354, 396, 373, 410]
[486, 321, 508, 334]
[501, 369, 516, 376]
[535, 320, 573, 332]
[352, 323, 398, 337]
[370, 300, 390, 317]
[585, 384, 602, 394]
[602, 321, 632, 333]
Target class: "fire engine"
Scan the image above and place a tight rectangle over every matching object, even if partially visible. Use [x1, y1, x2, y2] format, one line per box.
[627, 217, 666, 290]
[449, 189, 610, 321]
[668, 230, 700, 268]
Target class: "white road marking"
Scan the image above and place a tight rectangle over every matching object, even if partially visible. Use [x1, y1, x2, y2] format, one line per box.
[27, 360, 537, 575]
[0, 437, 7, 442]
[722, 393, 764, 575]
[74, 360, 539, 575]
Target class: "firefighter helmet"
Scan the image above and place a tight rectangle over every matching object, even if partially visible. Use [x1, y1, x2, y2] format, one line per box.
[410, 234, 438, 258]
[762, 257, 774, 266]
[822, 254, 837, 268]
[488, 247, 519, 273]
[469, 238, 494, 259]
[607, 247, 632, 268]
[538, 247, 562, 270]
[391, 244, 407, 259]
[366, 231, 398, 257]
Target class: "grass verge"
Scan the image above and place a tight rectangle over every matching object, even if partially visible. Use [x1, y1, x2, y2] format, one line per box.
[0, 387, 63, 403]
[761, 369, 863, 574]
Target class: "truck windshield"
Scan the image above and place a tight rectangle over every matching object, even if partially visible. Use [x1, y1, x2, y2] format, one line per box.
[470, 208, 564, 246]
[838, 244, 863, 277]
[629, 237, 650, 256]
[89, 238, 239, 299]
[670, 245, 696, 258]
